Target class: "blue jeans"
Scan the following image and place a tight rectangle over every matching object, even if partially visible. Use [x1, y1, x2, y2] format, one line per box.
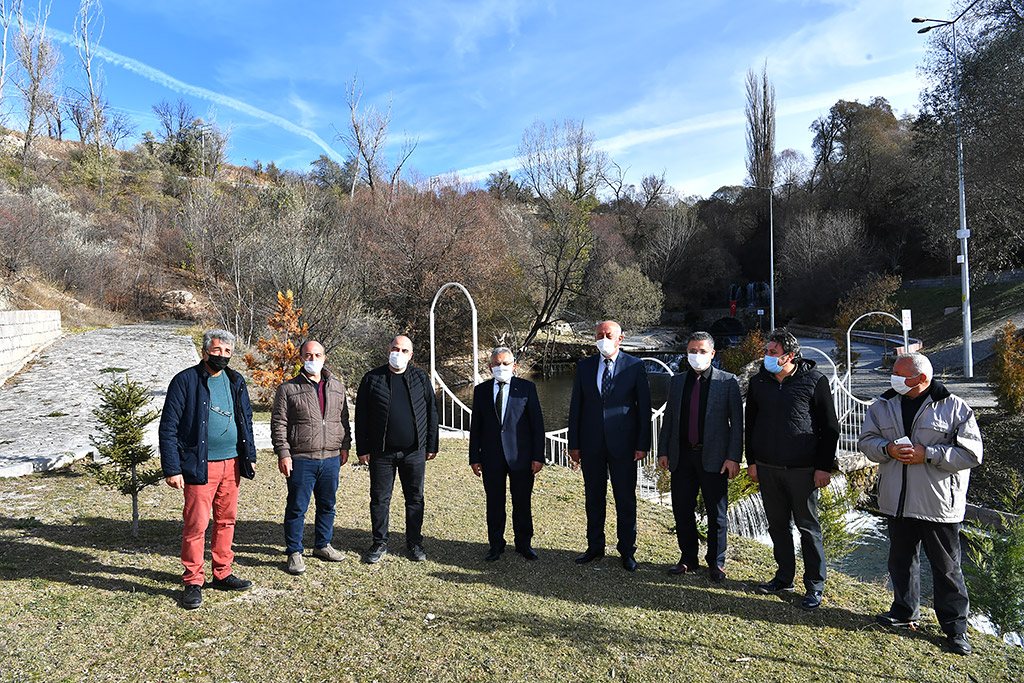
[284, 455, 340, 555]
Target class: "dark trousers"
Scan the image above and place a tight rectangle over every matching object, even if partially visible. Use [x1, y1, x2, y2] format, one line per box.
[671, 450, 729, 568]
[482, 459, 535, 550]
[887, 516, 970, 636]
[581, 446, 638, 556]
[757, 463, 826, 592]
[369, 448, 425, 547]
[283, 455, 340, 555]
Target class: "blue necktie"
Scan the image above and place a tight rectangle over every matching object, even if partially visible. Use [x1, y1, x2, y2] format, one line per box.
[601, 358, 612, 397]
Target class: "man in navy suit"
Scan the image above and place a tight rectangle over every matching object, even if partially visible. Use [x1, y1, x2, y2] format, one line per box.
[568, 320, 652, 571]
[658, 331, 743, 582]
[468, 347, 546, 561]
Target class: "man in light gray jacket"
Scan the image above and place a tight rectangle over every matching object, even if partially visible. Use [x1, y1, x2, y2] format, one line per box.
[858, 352, 983, 656]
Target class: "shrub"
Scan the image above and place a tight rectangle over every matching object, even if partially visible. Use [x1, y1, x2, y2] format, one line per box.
[817, 478, 862, 560]
[717, 329, 766, 376]
[244, 290, 308, 403]
[990, 321, 1024, 414]
[964, 472, 1024, 636]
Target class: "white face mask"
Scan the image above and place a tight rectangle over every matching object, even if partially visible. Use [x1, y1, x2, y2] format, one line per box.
[389, 351, 410, 371]
[687, 353, 712, 372]
[890, 374, 914, 395]
[303, 358, 325, 376]
[596, 338, 617, 357]
[491, 364, 514, 383]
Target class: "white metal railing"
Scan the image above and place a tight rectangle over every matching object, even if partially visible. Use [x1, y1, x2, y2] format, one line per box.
[834, 370, 874, 455]
[434, 374, 472, 436]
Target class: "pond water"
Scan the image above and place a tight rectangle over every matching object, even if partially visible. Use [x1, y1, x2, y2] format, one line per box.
[450, 363, 673, 431]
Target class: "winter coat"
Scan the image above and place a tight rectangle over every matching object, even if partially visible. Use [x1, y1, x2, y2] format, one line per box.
[858, 380, 983, 523]
[159, 363, 257, 485]
[271, 368, 351, 460]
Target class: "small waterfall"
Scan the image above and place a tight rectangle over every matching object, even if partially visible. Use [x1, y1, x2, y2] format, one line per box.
[727, 473, 850, 545]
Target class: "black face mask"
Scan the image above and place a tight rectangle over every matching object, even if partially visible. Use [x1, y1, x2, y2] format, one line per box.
[205, 354, 231, 372]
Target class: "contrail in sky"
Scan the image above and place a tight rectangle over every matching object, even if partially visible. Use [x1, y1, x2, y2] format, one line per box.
[46, 27, 344, 163]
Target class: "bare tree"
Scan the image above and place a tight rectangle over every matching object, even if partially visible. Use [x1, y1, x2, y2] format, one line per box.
[16, 2, 61, 170]
[640, 197, 702, 284]
[104, 108, 134, 148]
[0, 0, 23, 120]
[514, 118, 607, 352]
[745, 61, 776, 189]
[74, 0, 106, 190]
[341, 75, 417, 200]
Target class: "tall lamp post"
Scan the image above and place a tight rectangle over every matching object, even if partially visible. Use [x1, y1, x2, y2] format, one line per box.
[913, 0, 980, 378]
[750, 184, 779, 331]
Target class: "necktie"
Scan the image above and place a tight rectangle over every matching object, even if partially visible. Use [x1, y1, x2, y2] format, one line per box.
[495, 382, 506, 422]
[689, 375, 701, 446]
[601, 358, 612, 397]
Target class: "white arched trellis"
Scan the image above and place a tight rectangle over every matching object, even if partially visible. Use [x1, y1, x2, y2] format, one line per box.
[846, 311, 909, 391]
[429, 282, 481, 389]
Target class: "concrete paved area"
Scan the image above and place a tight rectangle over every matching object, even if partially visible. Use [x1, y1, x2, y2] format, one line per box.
[0, 322, 211, 477]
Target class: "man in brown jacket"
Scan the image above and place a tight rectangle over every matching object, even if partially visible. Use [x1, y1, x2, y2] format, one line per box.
[272, 340, 351, 574]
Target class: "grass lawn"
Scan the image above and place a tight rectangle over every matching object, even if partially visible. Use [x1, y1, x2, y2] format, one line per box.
[1, 442, 1021, 683]
[896, 281, 1024, 348]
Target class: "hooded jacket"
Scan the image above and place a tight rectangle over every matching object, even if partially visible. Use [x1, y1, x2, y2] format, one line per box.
[745, 357, 840, 471]
[858, 380, 983, 523]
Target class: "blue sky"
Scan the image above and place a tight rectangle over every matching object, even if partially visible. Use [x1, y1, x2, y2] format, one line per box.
[32, 0, 949, 198]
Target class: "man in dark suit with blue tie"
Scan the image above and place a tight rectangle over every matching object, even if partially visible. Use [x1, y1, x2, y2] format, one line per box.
[658, 331, 743, 582]
[468, 347, 546, 562]
[568, 320, 652, 571]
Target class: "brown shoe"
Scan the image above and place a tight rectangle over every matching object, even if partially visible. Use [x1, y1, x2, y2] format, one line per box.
[668, 559, 695, 576]
[709, 566, 726, 582]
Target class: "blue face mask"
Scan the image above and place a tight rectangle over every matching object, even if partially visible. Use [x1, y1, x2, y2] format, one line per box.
[763, 354, 784, 374]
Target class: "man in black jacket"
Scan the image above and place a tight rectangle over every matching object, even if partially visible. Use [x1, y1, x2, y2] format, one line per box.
[746, 329, 839, 611]
[355, 335, 439, 563]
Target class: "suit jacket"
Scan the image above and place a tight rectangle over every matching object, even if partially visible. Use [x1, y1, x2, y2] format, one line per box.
[468, 377, 545, 471]
[567, 352, 652, 459]
[658, 367, 743, 473]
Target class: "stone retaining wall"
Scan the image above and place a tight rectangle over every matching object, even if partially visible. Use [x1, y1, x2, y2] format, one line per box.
[0, 310, 61, 384]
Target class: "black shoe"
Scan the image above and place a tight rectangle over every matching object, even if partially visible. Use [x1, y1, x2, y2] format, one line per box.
[757, 578, 795, 594]
[574, 548, 604, 564]
[407, 544, 427, 562]
[621, 555, 637, 572]
[709, 566, 727, 583]
[875, 611, 919, 629]
[209, 574, 252, 591]
[180, 584, 202, 610]
[485, 546, 503, 562]
[801, 590, 823, 610]
[515, 546, 538, 561]
[364, 543, 388, 564]
[947, 633, 972, 656]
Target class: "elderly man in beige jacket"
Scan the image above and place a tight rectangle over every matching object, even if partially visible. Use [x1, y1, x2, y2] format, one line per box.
[858, 351, 983, 656]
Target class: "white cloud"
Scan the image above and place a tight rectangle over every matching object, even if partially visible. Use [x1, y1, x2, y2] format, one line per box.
[45, 27, 345, 163]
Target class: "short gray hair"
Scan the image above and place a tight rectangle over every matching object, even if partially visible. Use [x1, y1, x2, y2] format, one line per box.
[688, 331, 714, 350]
[490, 346, 514, 364]
[896, 352, 933, 380]
[202, 329, 235, 351]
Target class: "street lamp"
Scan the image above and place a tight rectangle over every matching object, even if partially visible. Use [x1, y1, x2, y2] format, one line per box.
[749, 184, 781, 331]
[913, 0, 980, 378]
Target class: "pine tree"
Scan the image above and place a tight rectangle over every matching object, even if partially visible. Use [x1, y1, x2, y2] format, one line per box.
[87, 375, 162, 538]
